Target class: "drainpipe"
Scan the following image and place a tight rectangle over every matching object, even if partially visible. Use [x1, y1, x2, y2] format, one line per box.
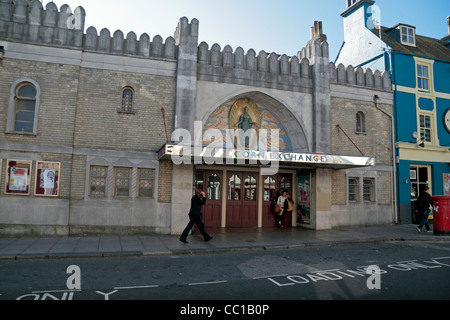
[374, 95, 398, 224]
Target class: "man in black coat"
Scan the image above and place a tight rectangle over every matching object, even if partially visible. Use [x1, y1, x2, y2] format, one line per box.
[179, 187, 213, 243]
[416, 186, 433, 233]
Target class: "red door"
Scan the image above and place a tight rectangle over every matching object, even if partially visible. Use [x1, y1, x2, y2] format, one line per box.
[196, 170, 222, 228]
[226, 171, 258, 228]
[262, 175, 277, 227]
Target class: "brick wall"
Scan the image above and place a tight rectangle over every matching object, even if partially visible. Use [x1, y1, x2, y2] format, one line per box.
[74, 68, 176, 152]
[330, 96, 393, 206]
[158, 160, 173, 203]
[0, 59, 79, 147]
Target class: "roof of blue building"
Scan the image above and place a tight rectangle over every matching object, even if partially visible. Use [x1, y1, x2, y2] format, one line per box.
[375, 26, 450, 62]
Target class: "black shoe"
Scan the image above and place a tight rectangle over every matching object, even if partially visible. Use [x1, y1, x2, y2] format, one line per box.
[179, 239, 189, 244]
[204, 236, 213, 242]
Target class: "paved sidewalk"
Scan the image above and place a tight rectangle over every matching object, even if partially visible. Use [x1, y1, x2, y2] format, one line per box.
[0, 224, 449, 260]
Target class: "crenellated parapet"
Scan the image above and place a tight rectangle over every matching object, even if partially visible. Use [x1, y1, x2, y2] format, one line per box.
[329, 62, 392, 90]
[0, 0, 85, 47]
[198, 42, 311, 78]
[197, 42, 312, 92]
[0, 0, 177, 59]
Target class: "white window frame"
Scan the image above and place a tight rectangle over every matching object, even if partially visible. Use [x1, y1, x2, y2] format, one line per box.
[400, 25, 416, 46]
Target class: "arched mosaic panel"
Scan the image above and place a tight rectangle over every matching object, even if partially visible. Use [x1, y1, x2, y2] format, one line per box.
[202, 98, 293, 152]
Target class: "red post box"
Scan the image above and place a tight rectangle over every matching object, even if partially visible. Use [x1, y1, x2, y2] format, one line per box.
[431, 196, 450, 236]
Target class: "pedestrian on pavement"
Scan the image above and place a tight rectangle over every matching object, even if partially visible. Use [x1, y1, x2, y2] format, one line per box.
[276, 189, 288, 228]
[179, 187, 213, 243]
[416, 186, 433, 233]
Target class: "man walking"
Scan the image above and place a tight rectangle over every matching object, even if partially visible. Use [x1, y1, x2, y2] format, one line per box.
[179, 187, 213, 243]
[416, 186, 433, 233]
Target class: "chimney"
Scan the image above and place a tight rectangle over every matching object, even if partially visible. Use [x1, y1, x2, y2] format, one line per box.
[310, 21, 326, 41]
[448, 16, 450, 35]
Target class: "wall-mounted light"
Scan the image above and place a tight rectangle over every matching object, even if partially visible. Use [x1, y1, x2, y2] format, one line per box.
[411, 132, 425, 148]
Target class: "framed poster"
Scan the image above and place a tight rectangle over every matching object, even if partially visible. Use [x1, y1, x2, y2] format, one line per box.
[297, 174, 311, 224]
[35, 161, 60, 197]
[5, 159, 32, 195]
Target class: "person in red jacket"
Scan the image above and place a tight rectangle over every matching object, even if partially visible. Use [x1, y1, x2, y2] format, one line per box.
[179, 187, 213, 243]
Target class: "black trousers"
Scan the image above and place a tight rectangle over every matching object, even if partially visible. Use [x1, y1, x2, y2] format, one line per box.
[180, 214, 210, 241]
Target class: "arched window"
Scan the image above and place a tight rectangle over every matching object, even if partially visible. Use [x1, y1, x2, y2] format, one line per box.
[207, 173, 220, 200]
[7, 79, 40, 134]
[244, 174, 257, 201]
[119, 87, 134, 113]
[356, 111, 366, 133]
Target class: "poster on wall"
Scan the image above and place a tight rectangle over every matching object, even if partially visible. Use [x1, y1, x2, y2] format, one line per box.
[5, 159, 32, 195]
[444, 173, 450, 196]
[297, 175, 311, 224]
[35, 161, 60, 197]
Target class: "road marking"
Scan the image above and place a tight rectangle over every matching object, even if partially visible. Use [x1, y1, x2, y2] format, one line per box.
[32, 289, 81, 293]
[114, 285, 159, 290]
[188, 280, 227, 286]
[253, 274, 288, 279]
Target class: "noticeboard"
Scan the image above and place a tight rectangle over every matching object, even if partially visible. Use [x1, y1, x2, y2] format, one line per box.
[35, 161, 60, 197]
[5, 159, 32, 195]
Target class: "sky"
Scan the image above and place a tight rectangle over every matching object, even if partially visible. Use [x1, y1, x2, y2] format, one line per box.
[41, 0, 449, 61]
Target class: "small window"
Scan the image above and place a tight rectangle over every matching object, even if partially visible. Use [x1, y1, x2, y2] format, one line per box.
[90, 166, 108, 196]
[138, 168, 155, 198]
[207, 173, 221, 200]
[228, 174, 241, 201]
[263, 176, 276, 201]
[348, 178, 359, 202]
[14, 83, 37, 133]
[419, 114, 432, 143]
[400, 26, 415, 46]
[363, 178, 375, 202]
[356, 111, 366, 133]
[114, 167, 131, 197]
[417, 64, 429, 91]
[244, 175, 257, 201]
[118, 87, 135, 113]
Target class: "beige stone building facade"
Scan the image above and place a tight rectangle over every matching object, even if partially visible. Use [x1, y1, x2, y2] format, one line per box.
[0, 1, 394, 237]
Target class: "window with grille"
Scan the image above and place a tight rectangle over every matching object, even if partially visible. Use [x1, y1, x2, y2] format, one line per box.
[118, 87, 135, 113]
[138, 168, 154, 198]
[114, 167, 131, 197]
[90, 166, 107, 196]
[348, 178, 359, 202]
[363, 178, 375, 202]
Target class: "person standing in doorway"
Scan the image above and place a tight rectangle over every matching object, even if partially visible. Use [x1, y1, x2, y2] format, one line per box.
[276, 190, 288, 228]
[180, 187, 213, 243]
[416, 186, 433, 233]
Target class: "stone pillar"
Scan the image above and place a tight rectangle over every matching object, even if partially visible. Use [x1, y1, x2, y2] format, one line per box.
[173, 17, 199, 139]
[308, 21, 331, 154]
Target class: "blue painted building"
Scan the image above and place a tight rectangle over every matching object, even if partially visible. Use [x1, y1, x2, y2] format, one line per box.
[336, 0, 450, 223]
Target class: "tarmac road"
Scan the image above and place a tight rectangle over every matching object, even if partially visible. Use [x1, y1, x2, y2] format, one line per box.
[1, 240, 450, 302]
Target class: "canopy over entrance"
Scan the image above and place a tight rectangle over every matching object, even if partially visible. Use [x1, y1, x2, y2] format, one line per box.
[157, 143, 375, 170]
